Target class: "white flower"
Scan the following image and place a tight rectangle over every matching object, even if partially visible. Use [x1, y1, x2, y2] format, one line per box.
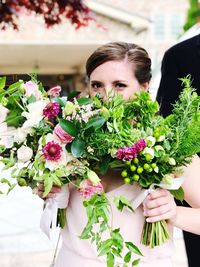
[157, 135, 165, 142]
[146, 136, 156, 147]
[154, 145, 165, 153]
[22, 100, 49, 129]
[0, 104, 9, 123]
[17, 146, 33, 162]
[14, 129, 27, 143]
[44, 149, 75, 171]
[162, 174, 173, 185]
[142, 147, 154, 159]
[168, 157, 176, 166]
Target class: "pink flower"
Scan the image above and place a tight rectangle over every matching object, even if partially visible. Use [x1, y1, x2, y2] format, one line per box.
[116, 146, 137, 161]
[24, 81, 42, 99]
[42, 141, 63, 161]
[43, 102, 60, 119]
[47, 86, 61, 97]
[53, 124, 74, 144]
[134, 139, 146, 153]
[79, 179, 104, 199]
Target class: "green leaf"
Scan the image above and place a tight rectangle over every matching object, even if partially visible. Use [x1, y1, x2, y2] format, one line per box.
[169, 187, 184, 202]
[7, 183, 17, 194]
[53, 97, 66, 107]
[132, 258, 140, 266]
[59, 118, 78, 137]
[43, 174, 53, 197]
[114, 196, 134, 212]
[0, 76, 6, 90]
[84, 116, 106, 130]
[125, 242, 143, 256]
[98, 239, 113, 256]
[76, 97, 93, 106]
[71, 139, 85, 157]
[124, 251, 131, 263]
[107, 252, 114, 267]
[67, 91, 80, 100]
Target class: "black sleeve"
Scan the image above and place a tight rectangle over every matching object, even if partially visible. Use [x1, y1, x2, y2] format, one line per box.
[156, 49, 182, 117]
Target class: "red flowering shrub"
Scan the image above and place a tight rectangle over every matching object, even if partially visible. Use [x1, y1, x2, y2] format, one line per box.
[0, 0, 93, 30]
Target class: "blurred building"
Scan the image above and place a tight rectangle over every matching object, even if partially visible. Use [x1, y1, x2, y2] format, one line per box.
[0, 0, 189, 93]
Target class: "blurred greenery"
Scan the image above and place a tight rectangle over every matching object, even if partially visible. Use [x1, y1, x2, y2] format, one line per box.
[183, 0, 200, 31]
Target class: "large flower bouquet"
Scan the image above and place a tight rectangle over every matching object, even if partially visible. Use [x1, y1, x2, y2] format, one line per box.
[0, 75, 200, 266]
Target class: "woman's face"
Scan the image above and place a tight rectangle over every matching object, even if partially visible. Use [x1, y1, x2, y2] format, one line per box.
[89, 60, 149, 100]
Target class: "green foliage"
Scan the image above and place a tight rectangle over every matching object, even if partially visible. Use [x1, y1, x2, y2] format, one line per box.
[80, 194, 142, 266]
[114, 196, 134, 212]
[183, 0, 200, 32]
[170, 187, 184, 202]
[166, 76, 200, 161]
[59, 118, 78, 137]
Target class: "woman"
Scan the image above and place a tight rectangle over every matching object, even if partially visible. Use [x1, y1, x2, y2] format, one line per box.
[38, 42, 200, 267]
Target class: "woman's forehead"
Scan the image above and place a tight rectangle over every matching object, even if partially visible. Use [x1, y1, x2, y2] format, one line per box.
[90, 60, 136, 80]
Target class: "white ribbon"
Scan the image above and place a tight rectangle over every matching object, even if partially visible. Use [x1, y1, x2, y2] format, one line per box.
[131, 176, 185, 210]
[40, 184, 69, 238]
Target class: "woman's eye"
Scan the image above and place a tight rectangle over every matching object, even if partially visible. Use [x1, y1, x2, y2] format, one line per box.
[91, 82, 103, 90]
[115, 83, 127, 90]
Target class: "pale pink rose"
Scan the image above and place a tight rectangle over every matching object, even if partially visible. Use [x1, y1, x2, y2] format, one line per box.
[53, 124, 74, 144]
[24, 81, 42, 99]
[79, 179, 104, 199]
[47, 86, 61, 97]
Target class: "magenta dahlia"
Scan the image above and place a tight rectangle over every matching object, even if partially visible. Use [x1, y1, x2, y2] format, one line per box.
[134, 139, 146, 153]
[42, 141, 63, 161]
[43, 102, 60, 119]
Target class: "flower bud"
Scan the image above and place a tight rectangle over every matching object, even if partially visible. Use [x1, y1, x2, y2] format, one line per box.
[168, 157, 176, 166]
[143, 147, 154, 159]
[17, 146, 33, 162]
[157, 135, 165, 142]
[87, 169, 101, 185]
[162, 174, 173, 185]
[146, 136, 156, 147]
[64, 102, 75, 116]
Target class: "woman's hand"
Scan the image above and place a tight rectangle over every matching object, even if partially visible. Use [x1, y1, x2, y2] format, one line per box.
[37, 183, 61, 199]
[143, 189, 177, 225]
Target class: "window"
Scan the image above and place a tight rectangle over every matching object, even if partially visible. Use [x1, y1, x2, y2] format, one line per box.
[170, 14, 182, 39]
[153, 15, 165, 40]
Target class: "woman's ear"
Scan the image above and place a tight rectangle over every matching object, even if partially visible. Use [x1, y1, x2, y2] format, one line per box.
[141, 82, 150, 91]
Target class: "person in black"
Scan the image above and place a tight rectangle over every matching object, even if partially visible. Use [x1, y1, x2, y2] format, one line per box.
[156, 33, 200, 267]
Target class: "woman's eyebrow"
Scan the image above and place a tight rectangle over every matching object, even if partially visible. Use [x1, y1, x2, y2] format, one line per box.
[112, 80, 127, 83]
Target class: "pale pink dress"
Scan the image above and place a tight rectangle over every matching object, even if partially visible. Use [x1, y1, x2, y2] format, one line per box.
[55, 183, 174, 267]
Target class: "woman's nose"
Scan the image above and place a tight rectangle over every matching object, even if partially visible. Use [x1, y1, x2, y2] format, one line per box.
[104, 87, 113, 98]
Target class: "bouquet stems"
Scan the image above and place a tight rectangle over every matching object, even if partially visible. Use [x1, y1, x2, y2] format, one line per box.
[141, 220, 170, 248]
[57, 208, 66, 229]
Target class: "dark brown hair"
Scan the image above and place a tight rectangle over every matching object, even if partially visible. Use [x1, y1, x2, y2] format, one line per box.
[86, 42, 152, 84]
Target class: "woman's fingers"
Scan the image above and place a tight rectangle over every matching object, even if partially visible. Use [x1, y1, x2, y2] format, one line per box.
[37, 183, 61, 199]
[143, 189, 177, 224]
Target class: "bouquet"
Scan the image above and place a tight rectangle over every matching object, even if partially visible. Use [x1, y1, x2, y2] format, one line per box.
[1, 75, 200, 266]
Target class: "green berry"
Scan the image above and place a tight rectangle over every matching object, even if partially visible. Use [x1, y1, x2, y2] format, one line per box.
[143, 163, 150, 170]
[133, 158, 139, 164]
[130, 165, 136, 172]
[137, 167, 143, 174]
[124, 177, 131, 184]
[147, 168, 153, 173]
[121, 170, 128, 177]
[133, 174, 140, 181]
[145, 154, 152, 162]
[151, 163, 157, 168]
[125, 161, 131, 166]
